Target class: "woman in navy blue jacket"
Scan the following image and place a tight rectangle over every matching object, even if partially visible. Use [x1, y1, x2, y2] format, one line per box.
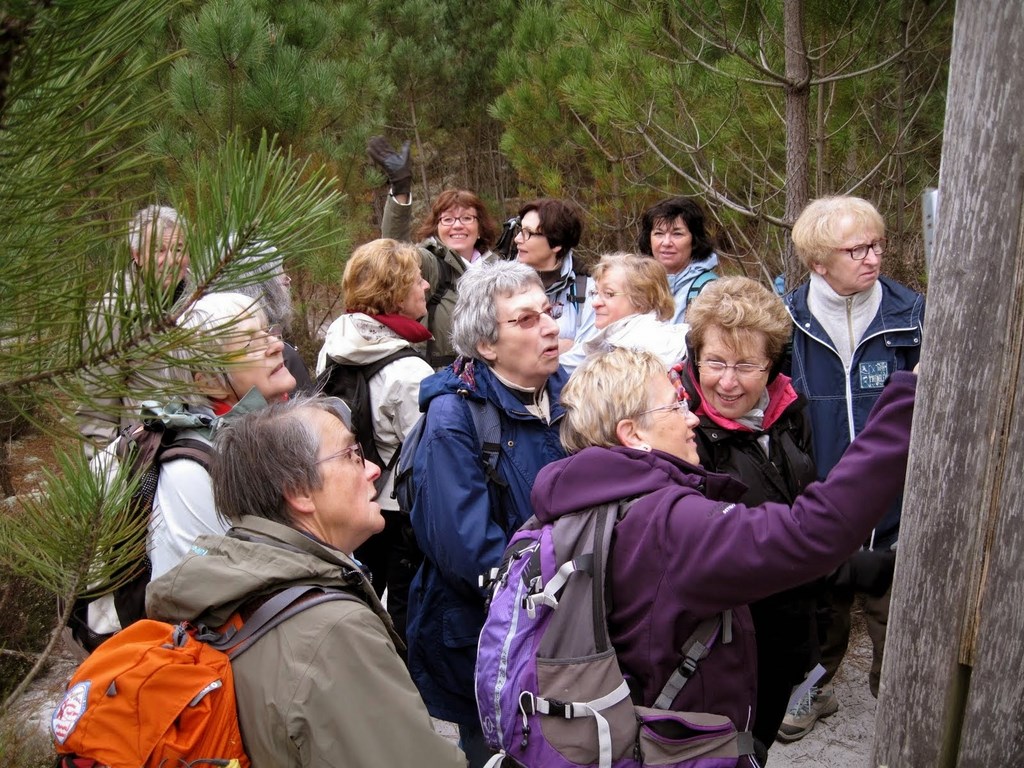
[405, 260, 567, 767]
[780, 195, 924, 740]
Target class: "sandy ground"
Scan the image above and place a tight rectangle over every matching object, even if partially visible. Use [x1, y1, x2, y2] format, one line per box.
[768, 609, 876, 767]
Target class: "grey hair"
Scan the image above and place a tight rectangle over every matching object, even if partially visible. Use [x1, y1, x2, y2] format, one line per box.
[450, 260, 544, 358]
[211, 395, 345, 526]
[211, 237, 293, 330]
[128, 205, 182, 255]
[173, 292, 266, 402]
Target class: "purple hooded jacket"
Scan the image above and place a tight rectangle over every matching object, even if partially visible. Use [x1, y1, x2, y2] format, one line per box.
[529, 371, 916, 732]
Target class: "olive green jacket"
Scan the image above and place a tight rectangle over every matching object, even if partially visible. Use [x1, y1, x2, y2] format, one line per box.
[146, 516, 464, 768]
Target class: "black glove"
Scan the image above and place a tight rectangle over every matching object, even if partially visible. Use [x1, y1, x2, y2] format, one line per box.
[367, 136, 412, 196]
[829, 547, 897, 598]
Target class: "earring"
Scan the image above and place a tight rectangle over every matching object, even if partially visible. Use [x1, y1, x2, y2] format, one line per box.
[637, 443, 652, 452]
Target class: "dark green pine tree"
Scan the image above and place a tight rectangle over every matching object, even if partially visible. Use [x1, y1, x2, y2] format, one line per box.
[0, 0, 343, 713]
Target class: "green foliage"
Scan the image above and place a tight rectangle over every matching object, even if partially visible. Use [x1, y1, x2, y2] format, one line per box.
[0, 1, 346, 711]
[492, 0, 951, 286]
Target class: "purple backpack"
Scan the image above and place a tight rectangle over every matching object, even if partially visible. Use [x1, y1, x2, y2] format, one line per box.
[475, 501, 754, 768]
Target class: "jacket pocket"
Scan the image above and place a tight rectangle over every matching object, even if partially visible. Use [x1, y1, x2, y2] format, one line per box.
[442, 604, 484, 648]
[634, 706, 740, 766]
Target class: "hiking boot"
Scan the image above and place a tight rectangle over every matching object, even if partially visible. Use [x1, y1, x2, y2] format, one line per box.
[776, 684, 839, 742]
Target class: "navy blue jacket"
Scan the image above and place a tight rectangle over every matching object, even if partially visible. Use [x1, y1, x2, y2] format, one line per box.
[406, 359, 567, 723]
[784, 276, 923, 547]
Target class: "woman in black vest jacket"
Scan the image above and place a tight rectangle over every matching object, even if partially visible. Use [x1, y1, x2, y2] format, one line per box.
[675, 276, 818, 761]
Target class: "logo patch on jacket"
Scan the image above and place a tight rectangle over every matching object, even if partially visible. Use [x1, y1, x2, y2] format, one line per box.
[52, 681, 90, 744]
[859, 361, 889, 390]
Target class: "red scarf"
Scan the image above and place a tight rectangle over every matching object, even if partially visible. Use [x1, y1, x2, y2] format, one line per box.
[366, 312, 433, 343]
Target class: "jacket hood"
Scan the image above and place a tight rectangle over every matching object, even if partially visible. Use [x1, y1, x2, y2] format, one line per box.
[146, 516, 372, 628]
[530, 445, 746, 524]
[668, 253, 718, 290]
[417, 357, 568, 418]
[315, 313, 415, 375]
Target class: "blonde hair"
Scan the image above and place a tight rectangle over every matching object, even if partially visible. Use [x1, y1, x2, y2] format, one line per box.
[688, 274, 790, 364]
[591, 252, 675, 321]
[560, 347, 667, 454]
[791, 196, 885, 270]
[342, 238, 423, 315]
[686, 276, 792, 364]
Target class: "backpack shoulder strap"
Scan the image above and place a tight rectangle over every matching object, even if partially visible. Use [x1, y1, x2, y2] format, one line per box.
[568, 272, 589, 307]
[160, 436, 214, 470]
[207, 585, 361, 660]
[427, 253, 455, 309]
[653, 608, 733, 709]
[362, 347, 423, 381]
[685, 269, 717, 306]
[466, 398, 509, 531]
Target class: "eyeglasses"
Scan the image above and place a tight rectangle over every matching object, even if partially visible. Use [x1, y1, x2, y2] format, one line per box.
[637, 399, 690, 418]
[586, 288, 625, 302]
[514, 226, 545, 242]
[501, 306, 557, 330]
[439, 214, 478, 227]
[840, 239, 886, 260]
[316, 443, 365, 468]
[697, 360, 770, 379]
[241, 324, 283, 353]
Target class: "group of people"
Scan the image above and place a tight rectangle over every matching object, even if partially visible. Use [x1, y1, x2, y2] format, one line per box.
[72, 155, 923, 767]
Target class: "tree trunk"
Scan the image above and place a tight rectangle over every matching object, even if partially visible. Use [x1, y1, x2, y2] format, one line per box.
[783, 0, 810, 290]
[873, 1, 1024, 765]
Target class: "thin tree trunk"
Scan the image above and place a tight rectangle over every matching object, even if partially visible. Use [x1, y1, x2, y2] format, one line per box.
[783, 0, 810, 290]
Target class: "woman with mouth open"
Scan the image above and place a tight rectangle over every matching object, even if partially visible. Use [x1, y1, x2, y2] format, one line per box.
[560, 251, 689, 375]
[675, 276, 820, 759]
[404, 260, 568, 768]
[146, 291, 297, 579]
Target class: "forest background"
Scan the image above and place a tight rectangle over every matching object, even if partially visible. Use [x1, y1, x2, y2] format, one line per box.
[0, 0, 953, 754]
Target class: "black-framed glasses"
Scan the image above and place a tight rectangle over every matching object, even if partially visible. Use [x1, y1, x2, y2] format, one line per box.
[316, 443, 365, 468]
[514, 225, 545, 242]
[439, 214, 478, 226]
[637, 399, 690, 418]
[841, 239, 886, 260]
[501, 306, 557, 330]
[697, 360, 770, 379]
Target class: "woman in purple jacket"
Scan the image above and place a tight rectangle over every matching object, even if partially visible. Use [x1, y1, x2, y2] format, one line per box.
[531, 347, 916, 765]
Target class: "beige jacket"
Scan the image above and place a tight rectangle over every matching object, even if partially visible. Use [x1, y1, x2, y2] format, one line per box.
[146, 516, 464, 768]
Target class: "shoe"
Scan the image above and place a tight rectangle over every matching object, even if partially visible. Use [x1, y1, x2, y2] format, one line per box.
[776, 684, 839, 742]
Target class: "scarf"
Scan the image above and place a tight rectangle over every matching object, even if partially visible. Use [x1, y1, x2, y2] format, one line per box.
[367, 312, 433, 344]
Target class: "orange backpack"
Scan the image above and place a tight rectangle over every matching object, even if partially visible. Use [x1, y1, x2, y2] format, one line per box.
[52, 586, 356, 768]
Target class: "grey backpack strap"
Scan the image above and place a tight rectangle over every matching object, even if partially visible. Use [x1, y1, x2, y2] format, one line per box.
[653, 609, 731, 709]
[204, 585, 359, 659]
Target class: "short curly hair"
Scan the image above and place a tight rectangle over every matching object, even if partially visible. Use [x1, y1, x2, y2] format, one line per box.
[791, 196, 885, 270]
[342, 238, 422, 315]
[686, 276, 793, 365]
[560, 347, 667, 455]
